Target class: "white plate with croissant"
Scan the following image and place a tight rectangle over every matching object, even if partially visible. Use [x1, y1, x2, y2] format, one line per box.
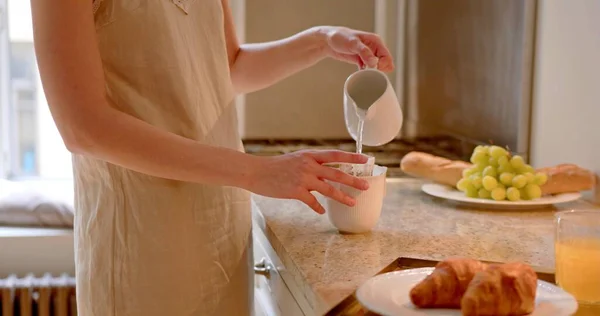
[356, 258, 578, 316]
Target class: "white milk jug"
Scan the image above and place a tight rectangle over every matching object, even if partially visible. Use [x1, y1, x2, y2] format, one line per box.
[343, 68, 403, 149]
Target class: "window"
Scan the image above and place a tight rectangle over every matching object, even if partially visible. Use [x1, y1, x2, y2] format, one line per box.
[0, 0, 72, 180]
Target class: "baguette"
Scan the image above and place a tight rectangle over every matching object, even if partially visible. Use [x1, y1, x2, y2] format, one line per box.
[537, 164, 596, 195]
[400, 152, 470, 187]
[400, 151, 596, 195]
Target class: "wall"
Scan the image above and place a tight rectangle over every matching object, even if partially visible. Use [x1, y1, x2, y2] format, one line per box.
[241, 0, 376, 139]
[530, 0, 599, 203]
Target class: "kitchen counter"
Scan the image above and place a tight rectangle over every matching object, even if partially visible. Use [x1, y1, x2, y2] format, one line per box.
[251, 178, 598, 315]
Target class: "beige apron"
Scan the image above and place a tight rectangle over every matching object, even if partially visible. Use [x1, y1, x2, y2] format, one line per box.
[73, 1, 253, 315]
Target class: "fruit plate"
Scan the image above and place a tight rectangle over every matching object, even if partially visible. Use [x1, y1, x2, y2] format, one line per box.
[355, 268, 578, 316]
[421, 183, 582, 210]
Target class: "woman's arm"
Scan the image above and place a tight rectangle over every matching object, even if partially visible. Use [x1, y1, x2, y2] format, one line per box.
[221, 0, 394, 95]
[31, 0, 261, 188]
[31, 0, 369, 214]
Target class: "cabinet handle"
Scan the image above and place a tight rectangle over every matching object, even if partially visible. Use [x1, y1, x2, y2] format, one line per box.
[254, 258, 271, 277]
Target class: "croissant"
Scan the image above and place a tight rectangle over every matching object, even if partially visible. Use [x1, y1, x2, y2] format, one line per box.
[409, 258, 488, 308]
[461, 262, 538, 316]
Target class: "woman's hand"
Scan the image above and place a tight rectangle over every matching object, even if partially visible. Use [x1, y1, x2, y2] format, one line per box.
[323, 26, 394, 72]
[249, 150, 370, 214]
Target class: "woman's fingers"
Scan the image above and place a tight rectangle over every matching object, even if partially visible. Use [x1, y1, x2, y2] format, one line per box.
[358, 33, 394, 72]
[309, 150, 368, 164]
[288, 149, 373, 214]
[297, 191, 325, 214]
[349, 38, 378, 69]
[318, 166, 368, 191]
[310, 179, 355, 207]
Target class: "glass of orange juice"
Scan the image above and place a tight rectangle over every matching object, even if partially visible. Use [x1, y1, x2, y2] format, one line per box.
[555, 210, 600, 306]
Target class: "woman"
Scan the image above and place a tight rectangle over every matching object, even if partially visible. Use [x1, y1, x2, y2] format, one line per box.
[31, 0, 394, 315]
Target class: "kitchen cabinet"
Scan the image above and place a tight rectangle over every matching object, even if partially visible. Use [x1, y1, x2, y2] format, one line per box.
[253, 225, 306, 316]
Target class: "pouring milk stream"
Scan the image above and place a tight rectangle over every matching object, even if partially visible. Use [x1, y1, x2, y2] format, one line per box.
[324, 67, 402, 234]
[343, 67, 403, 153]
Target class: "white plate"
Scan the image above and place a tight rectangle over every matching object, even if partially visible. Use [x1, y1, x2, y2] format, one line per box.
[421, 183, 582, 210]
[356, 268, 578, 316]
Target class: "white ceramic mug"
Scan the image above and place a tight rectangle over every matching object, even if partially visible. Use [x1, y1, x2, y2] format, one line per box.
[343, 68, 403, 146]
[326, 165, 387, 234]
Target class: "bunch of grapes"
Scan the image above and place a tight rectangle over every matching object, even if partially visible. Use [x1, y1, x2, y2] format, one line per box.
[456, 145, 548, 201]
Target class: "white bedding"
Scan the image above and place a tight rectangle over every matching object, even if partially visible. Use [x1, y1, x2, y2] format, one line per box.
[0, 180, 75, 277]
[0, 179, 74, 228]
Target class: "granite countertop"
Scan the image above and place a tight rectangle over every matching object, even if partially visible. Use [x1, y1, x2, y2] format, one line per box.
[251, 178, 598, 315]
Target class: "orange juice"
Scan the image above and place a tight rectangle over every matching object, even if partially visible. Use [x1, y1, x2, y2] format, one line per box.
[555, 238, 600, 304]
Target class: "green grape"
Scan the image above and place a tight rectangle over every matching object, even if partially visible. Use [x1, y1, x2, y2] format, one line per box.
[512, 174, 527, 189]
[489, 146, 508, 159]
[499, 172, 514, 186]
[525, 183, 542, 200]
[470, 152, 489, 165]
[491, 187, 507, 201]
[497, 163, 515, 174]
[482, 175, 498, 191]
[474, 162, 489, 172]
[510, 155, 526, 170]
[465, 187, 479, 198]
[534, 172, 548, 186]
[524, 172, 535, 184]
[478, 188, 492, 199]
[470, 175, 483, 189]
[506, 187, 521, 201]
[488, 156, 499, 167]
[497, 156, 509, 166]
[515, 165, 534, 175]
[474, 145, 487, 155]
[497, 183, 506, 190]
[524, 165, 535, 174]
[520, 188, 530, 200]
[482, 166, 497, 178]
[456, 178, 473, 192]
[497, 165, 507, 174]
[462, 167, 479, 178]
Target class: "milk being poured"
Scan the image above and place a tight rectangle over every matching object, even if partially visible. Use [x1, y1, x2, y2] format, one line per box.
[350, 87, 376, 154]
[343, 68, 403, 153]
[355, 110, 366, 154]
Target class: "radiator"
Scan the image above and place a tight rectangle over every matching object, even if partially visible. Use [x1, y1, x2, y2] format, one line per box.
[0, 274, 76, 316]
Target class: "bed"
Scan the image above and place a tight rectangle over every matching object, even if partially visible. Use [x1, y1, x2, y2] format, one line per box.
[0, 179, 75, 278]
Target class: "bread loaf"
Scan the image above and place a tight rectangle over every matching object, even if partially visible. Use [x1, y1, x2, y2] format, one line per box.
[537, 164, 596, 195]
[400, 152, 470, 187]
[400, 151, 596, 195]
